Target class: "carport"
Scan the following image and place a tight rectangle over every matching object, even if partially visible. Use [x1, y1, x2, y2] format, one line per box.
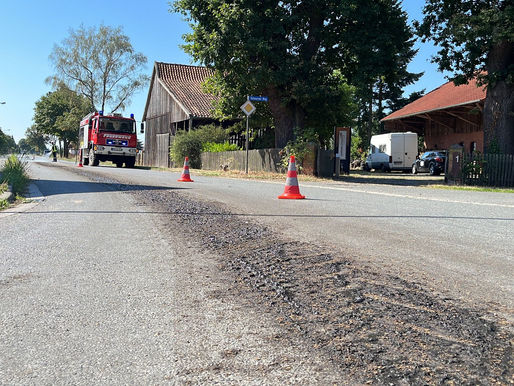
[381, 78, 486, 154]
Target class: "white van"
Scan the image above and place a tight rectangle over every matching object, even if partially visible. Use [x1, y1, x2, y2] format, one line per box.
[364, 132, 418, 172]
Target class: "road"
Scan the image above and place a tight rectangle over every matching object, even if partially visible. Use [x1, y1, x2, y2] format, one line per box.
[1, 158, 513, 384]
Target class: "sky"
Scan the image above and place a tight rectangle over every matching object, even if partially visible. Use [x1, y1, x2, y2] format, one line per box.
[0, 0, 450, 143]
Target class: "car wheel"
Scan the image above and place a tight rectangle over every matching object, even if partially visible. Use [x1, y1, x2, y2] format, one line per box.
[412, 164, 417, 174]
[380, 164, 388, 172]
[429, 163, 437, 176]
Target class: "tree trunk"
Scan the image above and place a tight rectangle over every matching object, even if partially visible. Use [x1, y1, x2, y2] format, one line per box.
[64, 139, 69, 158]
[483, 41, 514, 154]
[266, 87, 305, 148]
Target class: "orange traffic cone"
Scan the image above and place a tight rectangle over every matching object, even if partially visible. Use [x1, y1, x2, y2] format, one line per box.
[178, 157, 194, 182]
[78, 149, 83, 167]
[278, 155, 305, 199]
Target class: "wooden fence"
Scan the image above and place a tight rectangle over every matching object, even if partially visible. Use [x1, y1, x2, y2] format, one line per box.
[461, 153, 514, 187]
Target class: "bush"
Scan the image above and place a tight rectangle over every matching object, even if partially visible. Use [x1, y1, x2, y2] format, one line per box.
[0, 154, 29, 196]
[279, 128, 319, 172]
[170, 132, 203, 168]
[170, 124, 232, 168]
[202, 142, 240, 153]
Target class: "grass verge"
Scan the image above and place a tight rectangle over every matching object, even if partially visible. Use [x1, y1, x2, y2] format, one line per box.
[0, 154, 30, 196]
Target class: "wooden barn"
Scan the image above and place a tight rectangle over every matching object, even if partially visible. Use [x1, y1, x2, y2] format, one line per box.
[382, 78, 486, 154]
[141, 62, 218, 167]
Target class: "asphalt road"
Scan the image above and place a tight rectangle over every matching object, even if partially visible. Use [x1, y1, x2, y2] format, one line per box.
[1, 158, 513, 383]
[0, 159, 344, 384]
[46, 159, 513, 316]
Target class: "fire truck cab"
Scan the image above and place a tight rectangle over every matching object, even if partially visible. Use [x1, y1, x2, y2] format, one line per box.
[79, 111, 138, 168]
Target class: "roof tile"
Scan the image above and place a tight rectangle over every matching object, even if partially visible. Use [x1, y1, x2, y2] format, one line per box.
[382, 78, 486, 121]
[156, 62, 217, 118]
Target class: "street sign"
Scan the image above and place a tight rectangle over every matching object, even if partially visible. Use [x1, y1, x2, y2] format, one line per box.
[248, 95, 269, 102]
[240, 100, 256, 116]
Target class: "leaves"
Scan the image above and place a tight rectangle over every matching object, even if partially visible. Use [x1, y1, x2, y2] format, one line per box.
[49, 24, 149, 113]
[416, 0, 514, 86]
[172, 0, 419, 148]
[33, 84, 91, 152]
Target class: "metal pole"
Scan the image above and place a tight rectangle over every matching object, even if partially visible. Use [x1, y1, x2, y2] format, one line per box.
[245, 115, 249, 174]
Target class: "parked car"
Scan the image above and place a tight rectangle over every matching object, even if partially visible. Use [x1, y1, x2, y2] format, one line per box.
[412, 151, 446, 175]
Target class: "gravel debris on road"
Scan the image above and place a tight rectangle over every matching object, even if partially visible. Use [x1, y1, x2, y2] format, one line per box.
[53, 164, 514, 384]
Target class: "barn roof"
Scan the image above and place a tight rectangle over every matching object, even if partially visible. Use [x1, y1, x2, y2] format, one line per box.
[143, 62, 217, 120]
[382, 78, 486, 122]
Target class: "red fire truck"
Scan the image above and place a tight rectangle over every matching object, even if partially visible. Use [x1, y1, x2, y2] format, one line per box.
[79, 111, 138, 168]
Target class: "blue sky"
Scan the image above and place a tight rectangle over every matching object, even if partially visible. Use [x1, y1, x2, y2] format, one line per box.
[0, 0, 449, 143]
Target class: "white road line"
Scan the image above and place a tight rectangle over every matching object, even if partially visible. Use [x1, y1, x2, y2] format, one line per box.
[261, 179, 514, 209]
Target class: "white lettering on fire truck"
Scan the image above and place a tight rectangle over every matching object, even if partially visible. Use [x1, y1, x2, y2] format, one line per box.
[104, 134, 131, 140]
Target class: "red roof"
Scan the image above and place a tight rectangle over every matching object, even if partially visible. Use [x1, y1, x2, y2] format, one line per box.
[156, 62, 216, 118]
[382, 78, 486, 121]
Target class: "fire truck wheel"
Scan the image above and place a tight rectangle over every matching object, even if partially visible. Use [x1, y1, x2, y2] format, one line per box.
[125, 159, 135, 168]
[115, 162, 123, 168]
[89, 150, 99, 166]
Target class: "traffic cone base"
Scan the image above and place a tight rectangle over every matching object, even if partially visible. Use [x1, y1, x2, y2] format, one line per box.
[278, 155, 305, 199]
[178, 157, 194, 182]
[278, 192, 305, 199]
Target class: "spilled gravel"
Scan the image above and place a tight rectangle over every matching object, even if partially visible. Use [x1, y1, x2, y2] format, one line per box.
[65, 165, 513, 384]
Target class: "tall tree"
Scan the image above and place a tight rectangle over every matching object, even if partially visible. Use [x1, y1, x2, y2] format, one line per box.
[416, 0, 514, 154]
[342, 0, 422, 144]
[24, 125, 47, 154]
[49, 25, 149, 113]
[0, 128, 16, 155]
[173, 0, 418, 148]
[33, 84, 91, 157]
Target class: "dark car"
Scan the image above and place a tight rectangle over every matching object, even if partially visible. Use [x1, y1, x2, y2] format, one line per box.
[412, 151, 446, 175]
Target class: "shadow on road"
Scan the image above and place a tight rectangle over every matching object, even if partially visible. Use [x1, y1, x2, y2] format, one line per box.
[31, 179, 184, 197]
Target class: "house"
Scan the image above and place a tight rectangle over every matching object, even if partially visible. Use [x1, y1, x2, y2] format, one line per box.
[141, 62, 218, 167]
[382, 78, 486, 154]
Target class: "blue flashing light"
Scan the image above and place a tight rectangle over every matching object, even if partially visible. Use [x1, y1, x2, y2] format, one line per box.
[130, 113, 134, 119]
[99, 110, 103, 116]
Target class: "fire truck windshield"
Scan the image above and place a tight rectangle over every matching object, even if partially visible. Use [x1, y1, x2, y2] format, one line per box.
[99, 118, 134, 134]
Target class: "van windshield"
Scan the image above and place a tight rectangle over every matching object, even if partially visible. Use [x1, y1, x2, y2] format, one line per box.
[99, 118, 134, 134]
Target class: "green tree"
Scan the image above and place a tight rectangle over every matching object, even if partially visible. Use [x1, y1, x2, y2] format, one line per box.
[33, 84, 91, 157]
[49, 24, 149, 113]
[0, 128, 16, 155]
[173, 0, 416, 148]
[17, 138, 32, 154]
[343, 0, 422, 145]
[416, 0, 514, 154]
[24, 125, 48, 154]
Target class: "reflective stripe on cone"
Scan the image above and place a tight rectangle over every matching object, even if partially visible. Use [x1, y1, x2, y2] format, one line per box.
[178, 156, 194, 182]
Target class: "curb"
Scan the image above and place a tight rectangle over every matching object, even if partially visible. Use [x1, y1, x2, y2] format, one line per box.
[0, 184, 13, 202]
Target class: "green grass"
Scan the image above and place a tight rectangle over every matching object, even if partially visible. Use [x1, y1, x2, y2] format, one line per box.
[0, 154, 29, 196]
[430, 184, 514, 193]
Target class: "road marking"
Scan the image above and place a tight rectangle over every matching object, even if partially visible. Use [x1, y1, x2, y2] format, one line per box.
[263, 180, 514, 209]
